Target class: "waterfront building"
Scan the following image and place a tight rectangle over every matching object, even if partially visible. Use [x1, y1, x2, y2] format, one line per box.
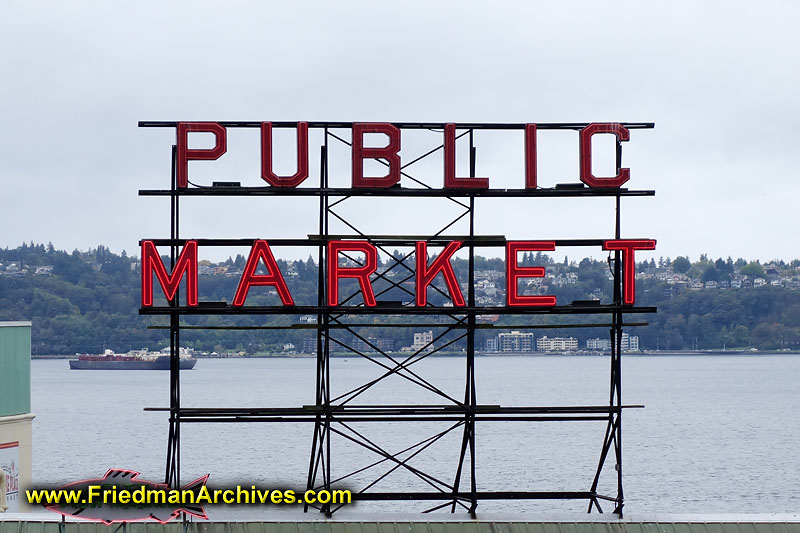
[621, 333, 639, 351]
[411, 331, 434, 351]
[497, 331, 534, 352]
[302, 337, 317, 353]
[0, 321, 33, 512]
[351, 337, 395, 353]
[536, 336, 578, 352]
[586, 338, 611, 351]
[587, 333, 639, 352]
[485, 337, 499, 352]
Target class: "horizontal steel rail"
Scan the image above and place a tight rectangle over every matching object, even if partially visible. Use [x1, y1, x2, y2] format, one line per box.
[146, 321, 650, 330]
[140, 187, 655, 198]
[143, 404, 645, 423]
[138, 237, 637, 247]
[146, 405, 644, 414]
[139, 121, 655, 130]
[140, 305, 657, 315]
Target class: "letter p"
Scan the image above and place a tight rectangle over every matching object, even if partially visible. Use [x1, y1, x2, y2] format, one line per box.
[176, 122, 227, 188]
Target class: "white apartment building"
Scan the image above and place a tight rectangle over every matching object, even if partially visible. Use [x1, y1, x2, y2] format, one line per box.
[587, 333, 639, 352]
[536, 336, 578, 352]
[497, 331, 534, 352]
[620, 333, 639, 351]
[412, 331, 434, 351]
[586, 338, 611, 351]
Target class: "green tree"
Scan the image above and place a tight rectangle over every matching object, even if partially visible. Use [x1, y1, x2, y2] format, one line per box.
[701, 265, 720, 283]
[733, 325, 750, 346]
[740, 261, 765, 278]
[673, 256, 691, 274]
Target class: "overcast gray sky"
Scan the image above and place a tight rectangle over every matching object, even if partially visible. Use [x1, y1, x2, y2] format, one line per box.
[2, 1, 798, 264]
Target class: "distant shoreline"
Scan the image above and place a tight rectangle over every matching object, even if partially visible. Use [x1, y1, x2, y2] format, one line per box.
[32, 349, 798, 360]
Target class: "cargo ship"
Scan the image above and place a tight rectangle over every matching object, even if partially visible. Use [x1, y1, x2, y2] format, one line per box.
[69, 348, 197, 370]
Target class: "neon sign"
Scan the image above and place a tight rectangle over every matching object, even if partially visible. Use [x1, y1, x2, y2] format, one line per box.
[142, 120, 656, 310]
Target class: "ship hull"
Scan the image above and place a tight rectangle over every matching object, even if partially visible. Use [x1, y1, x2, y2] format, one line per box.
[69, 356, 196, 370]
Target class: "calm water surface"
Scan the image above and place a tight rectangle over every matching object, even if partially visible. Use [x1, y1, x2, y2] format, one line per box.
[30, 355, 800, 516]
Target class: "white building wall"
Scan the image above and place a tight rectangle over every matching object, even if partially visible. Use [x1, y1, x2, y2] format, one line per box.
[0, 415, 34, 512]
[412, 331, 434, 350]
[536, 336, 578, 352]
[497, 331, 534, 352]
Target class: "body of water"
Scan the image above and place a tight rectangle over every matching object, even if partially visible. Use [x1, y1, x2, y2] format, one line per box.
[29, 355, 800, 516]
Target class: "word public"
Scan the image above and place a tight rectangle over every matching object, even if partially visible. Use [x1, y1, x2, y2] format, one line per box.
[141, 239, 656, 309]
[177, 122, 634, 189]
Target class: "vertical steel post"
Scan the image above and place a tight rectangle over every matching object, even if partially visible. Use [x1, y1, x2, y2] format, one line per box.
[166, 144, 181, 489]
[322, 128, 332, 517]
[587, 138, 626, 516]
[450, 129, 478, 515]
[467, 131, 478, 516]
[306, 128, 332, 515]
[612, 139, 624, 516]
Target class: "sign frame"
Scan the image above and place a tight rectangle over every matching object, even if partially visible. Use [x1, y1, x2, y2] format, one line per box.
[139, 120, 656, 517]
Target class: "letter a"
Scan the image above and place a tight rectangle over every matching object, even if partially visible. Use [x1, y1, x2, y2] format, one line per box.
[233, 240, 294, 306]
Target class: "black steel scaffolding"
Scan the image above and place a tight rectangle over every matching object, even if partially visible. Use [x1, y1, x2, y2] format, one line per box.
[139, 121, 655, 516]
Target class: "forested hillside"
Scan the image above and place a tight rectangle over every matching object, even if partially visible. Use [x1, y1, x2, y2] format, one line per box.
[1, 243, 798, 354]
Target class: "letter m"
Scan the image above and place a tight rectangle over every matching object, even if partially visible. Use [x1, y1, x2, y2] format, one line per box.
[141, 240, 198, 306]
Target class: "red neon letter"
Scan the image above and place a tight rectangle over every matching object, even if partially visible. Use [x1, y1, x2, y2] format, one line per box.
[603, 239, 656, 305]
[579, 123, 630, 189]
[525, 124, 537, 189]
[444, 123, 489, 189]
[141, 240, 198, 307]
[506, 241, 556, 307]
[328, 241, 377, 306]
[176, 122, 227, 188]
[232, 240, 294, 306]
[416, 241, 465, 307]
[352, 123, 401, 188]
[260, 122, 309, 187]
